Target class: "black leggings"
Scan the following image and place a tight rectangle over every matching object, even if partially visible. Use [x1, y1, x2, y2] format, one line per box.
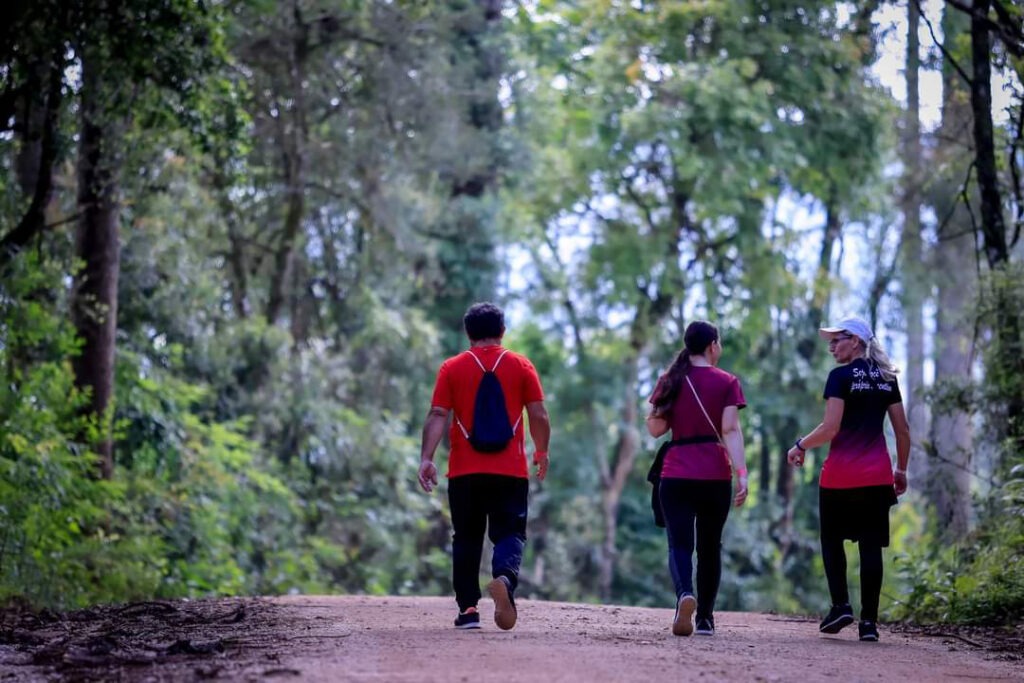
[821, 535, 883, 621]
[658, 478, 732, 619]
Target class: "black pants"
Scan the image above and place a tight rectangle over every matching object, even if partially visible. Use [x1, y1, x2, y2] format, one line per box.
[821, 536, 883, 621]
[448, 474, 528, 612]
[819, 486, 894, 622]
[659, 478, 732, 619]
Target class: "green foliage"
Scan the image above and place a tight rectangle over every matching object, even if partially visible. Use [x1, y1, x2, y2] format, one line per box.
[0, 256, 162, 607]
[894, 510, 1024, 625]
[0, 0, 1019, 629]
[894, 265, 1024, 626]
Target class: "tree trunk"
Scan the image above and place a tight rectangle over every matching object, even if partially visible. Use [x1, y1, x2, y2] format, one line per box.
[758, 424, 771, 501]
[923, 3, 975, 539]
[929, 242, 974, 539]
[1, 51, 63, 262]
[70, 60, 124, 480]
[902, 0, 930, 484]
[211, 168, 251, 319]
[597, 353, 640, 602]
[265, 0, 310, 325]
[968, 0, 1024, 456]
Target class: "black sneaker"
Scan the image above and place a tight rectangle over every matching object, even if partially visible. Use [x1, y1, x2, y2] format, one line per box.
[487, 576, 517, 630]
[672, 594, 696, 636]
[819, 603, 855, 634]
[858, 620, 879, 642]
[695, 616, 715, 636]
[454, 607, 481, 629]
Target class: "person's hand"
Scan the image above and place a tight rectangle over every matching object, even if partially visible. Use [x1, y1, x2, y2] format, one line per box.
[734, 474, 748, 507]
[894, 470, 908, 496]
[787, 446, 805, 467]
[533, 451, 549, 481]
[418, 460, 438, 493]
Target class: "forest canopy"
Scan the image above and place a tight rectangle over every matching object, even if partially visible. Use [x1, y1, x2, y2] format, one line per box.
[1, 0, 1022, 624]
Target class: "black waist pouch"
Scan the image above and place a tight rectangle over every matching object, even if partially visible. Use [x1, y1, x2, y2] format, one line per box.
[646, 435, 719, 528]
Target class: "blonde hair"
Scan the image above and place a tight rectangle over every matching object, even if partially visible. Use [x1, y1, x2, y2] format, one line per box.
[864, 337, 898, 381]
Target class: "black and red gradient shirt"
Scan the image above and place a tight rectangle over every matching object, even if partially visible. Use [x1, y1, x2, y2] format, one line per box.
[820, 358, 903, 489]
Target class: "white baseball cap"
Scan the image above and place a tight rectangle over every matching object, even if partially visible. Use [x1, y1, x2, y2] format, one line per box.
[818, 315, 874, 344]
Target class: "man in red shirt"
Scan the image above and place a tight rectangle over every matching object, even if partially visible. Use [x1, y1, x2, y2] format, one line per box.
[418, 302, 551, 631]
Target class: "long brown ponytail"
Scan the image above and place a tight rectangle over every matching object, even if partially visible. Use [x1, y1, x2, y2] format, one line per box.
[652, 320, 718, 414]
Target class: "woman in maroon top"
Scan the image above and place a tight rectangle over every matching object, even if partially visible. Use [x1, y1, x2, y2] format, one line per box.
[647, 321, 749, 637]
[787, 316, 911, 643]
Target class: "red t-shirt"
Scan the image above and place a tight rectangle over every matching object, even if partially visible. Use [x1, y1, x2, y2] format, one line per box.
[649, 366, 746, 481]
[430, 345, 544, 479]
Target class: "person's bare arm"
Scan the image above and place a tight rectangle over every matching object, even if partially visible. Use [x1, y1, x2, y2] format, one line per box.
[787, 398, 845, 467]
[888, 402, 911, 495]
[646, 413, 669, 438]
[721, 405, 748, 506]
[418, 407, 448, 492]
[526, 401, 551, 481]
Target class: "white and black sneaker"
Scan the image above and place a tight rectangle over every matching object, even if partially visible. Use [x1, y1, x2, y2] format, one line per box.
[454, 607, 481, 629]
[695, 616, 715, 636]
[819, 603, 855, 634]
[858, 620, 879, 642]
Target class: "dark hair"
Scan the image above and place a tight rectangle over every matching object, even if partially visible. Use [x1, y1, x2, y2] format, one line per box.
[463, 302, 505, 341]
[652, 320, 719, 414]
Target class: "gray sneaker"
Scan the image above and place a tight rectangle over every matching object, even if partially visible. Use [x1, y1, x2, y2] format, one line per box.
[672, 594, 696, 636]
[487, 576, 517, 630]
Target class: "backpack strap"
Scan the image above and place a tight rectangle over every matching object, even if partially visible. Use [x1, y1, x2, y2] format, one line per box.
[453, 349, 521, 440]
[486, 351, 521, 432]
[489, 349, 509, 372]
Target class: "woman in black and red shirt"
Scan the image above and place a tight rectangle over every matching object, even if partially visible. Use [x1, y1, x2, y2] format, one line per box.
[787, 316, 911, 643]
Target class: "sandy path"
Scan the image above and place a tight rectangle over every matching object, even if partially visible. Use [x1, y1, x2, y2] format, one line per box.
[263, 595, 1022, 682]
[2, 594, 1020, 681]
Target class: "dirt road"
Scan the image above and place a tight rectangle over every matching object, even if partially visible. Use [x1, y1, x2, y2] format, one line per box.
[1, 595, 1022, 681]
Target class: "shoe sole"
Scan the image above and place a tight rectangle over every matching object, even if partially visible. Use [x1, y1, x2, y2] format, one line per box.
[672, 595, 696, 636]
[488, 578, 517, 630]
[859, 634, 878, 642]
[820, 613, 855, 634]
[695, 628, 714, 636]
[455, 621, 481, 630]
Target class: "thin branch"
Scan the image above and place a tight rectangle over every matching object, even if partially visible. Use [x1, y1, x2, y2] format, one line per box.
[621, 179, 657, 234]
[959, 168, 984, 291]
[41, 211, 82, 231]
[919, 0, 973, 86]
[945, 0, 1024, 58]
[1009, 101, 1024, 248]
[935, 159, 977, 243]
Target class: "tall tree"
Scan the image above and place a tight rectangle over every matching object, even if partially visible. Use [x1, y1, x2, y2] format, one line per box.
[70, 36, 126, 477]
[0, 3, 70, 262]
[72, 0, 221, 476]
[902, 0, 930, 486]
[924, 3, 975, 540]
[965, 0, 1024, 455]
